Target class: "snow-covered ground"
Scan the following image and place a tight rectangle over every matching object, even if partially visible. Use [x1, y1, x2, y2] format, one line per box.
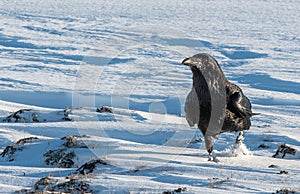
[0, 0, 299, 193]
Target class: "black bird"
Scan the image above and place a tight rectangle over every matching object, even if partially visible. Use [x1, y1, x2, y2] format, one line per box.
[182, 53, 256, 160]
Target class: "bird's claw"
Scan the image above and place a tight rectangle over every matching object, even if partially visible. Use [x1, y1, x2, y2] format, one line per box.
[208, 153, 219, 162]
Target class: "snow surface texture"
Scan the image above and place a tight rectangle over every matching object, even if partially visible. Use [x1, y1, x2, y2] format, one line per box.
[0, 0, 300, 193]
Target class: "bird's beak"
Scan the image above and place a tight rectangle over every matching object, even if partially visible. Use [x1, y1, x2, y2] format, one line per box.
[182, 58, 192, 66]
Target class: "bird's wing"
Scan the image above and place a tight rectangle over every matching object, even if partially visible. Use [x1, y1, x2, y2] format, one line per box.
[184, 87, 200, 127]
[226, 83, 253, 118]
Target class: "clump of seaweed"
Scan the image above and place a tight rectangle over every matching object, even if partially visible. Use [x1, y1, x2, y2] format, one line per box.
[43, 134, 91, 168]
[76, 159, 108, 175]
[0, 145, 20, 162]
[162, 187, 187, 194]
[16, 137, 39, 145]
[62, 108, 73, 121]
[274, 187, 300, 194]
[1, 137, 38, 162]
[61, 135, 88, 148]
[16, 175, 93, 193]
[3, 109, 33, 123]
[44, 148, 76, 168]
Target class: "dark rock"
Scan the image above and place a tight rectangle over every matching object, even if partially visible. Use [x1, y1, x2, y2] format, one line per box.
[162, 187, 187, 194]
[76, 159, 108, 175]
[258, 144, 270, 149]
[96, 106, 113, 113]
[277, 170, 288, 175]
[268, 164, 279, 168]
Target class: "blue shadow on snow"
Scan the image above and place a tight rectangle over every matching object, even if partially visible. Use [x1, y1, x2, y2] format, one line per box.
[234, 73, 300, 95]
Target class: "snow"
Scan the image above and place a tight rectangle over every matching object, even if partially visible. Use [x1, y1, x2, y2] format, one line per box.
[0, 0, 300, 193]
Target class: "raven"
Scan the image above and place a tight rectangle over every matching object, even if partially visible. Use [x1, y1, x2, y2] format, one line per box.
[183, 53, 256, 160]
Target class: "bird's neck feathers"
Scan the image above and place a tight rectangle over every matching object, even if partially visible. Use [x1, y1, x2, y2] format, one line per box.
[191, 67, 206, 85]
[191, 64, 227, 85]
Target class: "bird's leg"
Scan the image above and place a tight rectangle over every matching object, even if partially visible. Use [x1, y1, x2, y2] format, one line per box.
[235, 131, 244, 145]
[208, 148, 213, 161]
[234, 131, 251, 155]
[205, 135, 214, 161]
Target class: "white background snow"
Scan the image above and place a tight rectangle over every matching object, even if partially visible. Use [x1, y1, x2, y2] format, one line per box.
[0, 0, 299, 193]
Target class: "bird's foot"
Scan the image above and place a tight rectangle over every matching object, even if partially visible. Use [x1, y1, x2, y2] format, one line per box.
[208, 153, 219, 162]
[208, 153, 213, 161]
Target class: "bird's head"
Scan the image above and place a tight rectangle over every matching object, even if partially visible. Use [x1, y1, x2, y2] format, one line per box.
[182, 53, 213, 69]
[182, 53, 227, 82]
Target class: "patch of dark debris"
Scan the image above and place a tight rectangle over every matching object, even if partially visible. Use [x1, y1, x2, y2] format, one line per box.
[16, 175, 93, 194]
[1, 137, 39, 162]
[44, 148, 76, 168]
[1, 145, 20, 162]
[273, 187, 300, 194]
[258, 143, 271, 149]
[162, 187, 187, 194]
[96, 105, 113, 113]
[273, 144, 297, 159]
[16, 137, 39, 145]
[2, 108, 72, 123]
[257, 124, 271, 128]
[62, 107, 72, 121]
[16, 157, 109, 193]
[2, 106, 116, 123]
[61, 135, 89, 148]
[75, 159, 108, 175]
[268, 164, 279, 168]
[44, 135, 90, 168]
[9, 135, 108, 193]
[0, 134, 91, 168]
[2, 109, 34, 123]
[277, 170, 289, 175]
